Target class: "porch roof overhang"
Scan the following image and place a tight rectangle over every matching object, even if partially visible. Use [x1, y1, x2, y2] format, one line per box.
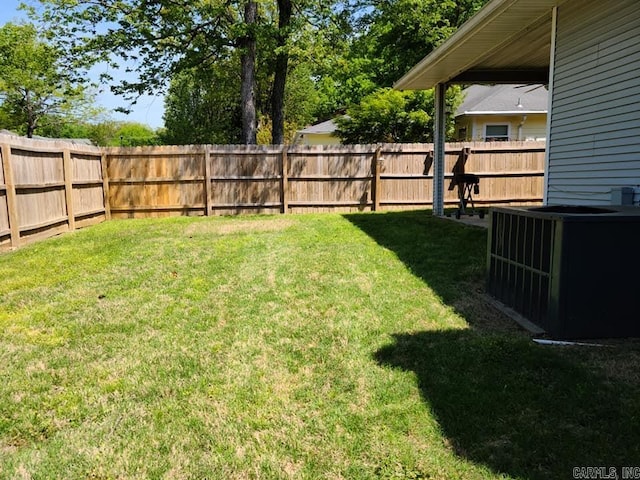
[394, 0, 562, 90]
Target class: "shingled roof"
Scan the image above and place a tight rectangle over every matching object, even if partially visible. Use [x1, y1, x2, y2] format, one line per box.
[456, 84, 548, 116]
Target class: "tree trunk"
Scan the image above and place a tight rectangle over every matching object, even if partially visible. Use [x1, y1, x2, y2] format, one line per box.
[271, 0, 292, 145]
[25, 91, 36, 138]
[240, 1, 257, 145]
[26, 122, 36, 138]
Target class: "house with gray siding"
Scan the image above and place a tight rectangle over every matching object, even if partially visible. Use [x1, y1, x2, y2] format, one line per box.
[395, 0, 640, 213]
[547, 1, 640, 205]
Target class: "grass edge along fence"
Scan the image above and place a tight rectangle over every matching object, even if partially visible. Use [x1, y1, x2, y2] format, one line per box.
[0, 135, 545, 251]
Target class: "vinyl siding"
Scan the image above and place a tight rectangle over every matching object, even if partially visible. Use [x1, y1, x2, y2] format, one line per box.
[547, 0, 640, 205]
[294, 132, 341, 145]
[455, 114, 547, 141]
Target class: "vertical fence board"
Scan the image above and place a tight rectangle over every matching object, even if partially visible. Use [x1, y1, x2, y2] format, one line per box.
[1, 144, 20, 248]
[204, 145, 212, 216]
[63, 149, 75, 231]
[0, 143, 11, 250]
[281, 147, 289, 213]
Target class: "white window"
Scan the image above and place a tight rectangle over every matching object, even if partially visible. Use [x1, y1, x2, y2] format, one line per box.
[484, 124, 510, 141]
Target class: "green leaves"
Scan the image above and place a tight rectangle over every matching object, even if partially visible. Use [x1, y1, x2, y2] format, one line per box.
[334, 86, 462, 143]
[0, 22, 94, 137]
[335, 89, 424, 143]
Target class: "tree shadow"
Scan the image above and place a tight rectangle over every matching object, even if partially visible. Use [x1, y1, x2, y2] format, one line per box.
[344, 210, 640, 478]
[375, 330, 640, 479]
[343, 209, 513, 332]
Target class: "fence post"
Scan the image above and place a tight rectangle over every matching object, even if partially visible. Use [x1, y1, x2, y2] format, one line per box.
[204, 145, 212, 216]
[372, 146, 383, 211]
[280, 146, 289, 214]
[62, 148, 75, 231]
[101, 152, 111, 220]
[1, 143, 20, 248]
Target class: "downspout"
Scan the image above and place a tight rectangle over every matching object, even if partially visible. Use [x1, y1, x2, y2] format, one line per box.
[543, 6, 558, 205]
[518, 115, 527, 141]
[433, 82, 447, 216]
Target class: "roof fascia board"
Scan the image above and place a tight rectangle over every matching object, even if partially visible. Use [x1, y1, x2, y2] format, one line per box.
[457, 110, 547, 116]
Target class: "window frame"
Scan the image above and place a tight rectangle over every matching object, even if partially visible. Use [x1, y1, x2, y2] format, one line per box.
[484, 123, 510, 142]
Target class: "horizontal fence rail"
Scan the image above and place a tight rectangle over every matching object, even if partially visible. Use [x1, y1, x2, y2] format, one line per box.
[0, 135, 545, 250]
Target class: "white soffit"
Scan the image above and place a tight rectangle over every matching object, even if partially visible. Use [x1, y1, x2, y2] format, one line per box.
[394, 0, 562, 90]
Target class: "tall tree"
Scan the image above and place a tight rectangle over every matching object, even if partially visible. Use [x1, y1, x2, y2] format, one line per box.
[0, 23, 93, 137]
[32, 0, 328, 144]
[311, 0, 490, 141]
[239, 1, 258, 144]
[312, 0, 490, 120]
[352, 0, 490, 86]
[270, 0, 292, 144]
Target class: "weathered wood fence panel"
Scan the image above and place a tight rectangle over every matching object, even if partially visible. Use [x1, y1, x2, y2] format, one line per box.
[0, 134, 106, 251]
[378, 143, 435, 210]
[107, 145, 207, 218]
[453, 142, 545, 205]
[209, 145, 282, 216]
[287, 145, 377, 213]
[104, 141, 544, 218]
[1, 138, 544, 250]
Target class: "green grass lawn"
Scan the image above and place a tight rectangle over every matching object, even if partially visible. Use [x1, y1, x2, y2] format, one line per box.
[1, 211, 638, 479]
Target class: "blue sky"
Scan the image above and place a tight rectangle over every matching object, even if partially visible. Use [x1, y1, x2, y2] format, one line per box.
[0, 0, 165, 129]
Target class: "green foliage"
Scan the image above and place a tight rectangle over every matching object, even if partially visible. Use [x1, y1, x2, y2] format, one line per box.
[0, 22, 94, 137]
[34, 0, 241, 99]
[335, 87, 461, 143]
[310, 0, 489, 138]
[161, 58, 318, 145]
[161, 63, 243, 145]
[353, 0, 489, 87]
[17, 118, 159, 146]
[108, 122, 160, 146]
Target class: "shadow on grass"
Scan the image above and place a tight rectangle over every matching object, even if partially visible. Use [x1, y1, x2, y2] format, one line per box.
[344, 211, 640, 478]
[343, 209, 509, 330]
[375, 330, 639, 479]
[343, 210, 486, 295]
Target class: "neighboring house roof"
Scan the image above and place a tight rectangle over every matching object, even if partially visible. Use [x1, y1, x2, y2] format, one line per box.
[456, 84, 548, 117]
[395, 0, 558, 90]
[296, 119, 338, 135]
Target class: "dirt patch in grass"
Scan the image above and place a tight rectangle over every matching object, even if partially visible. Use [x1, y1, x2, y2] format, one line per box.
[450, 281, 526, 335]
[450, 278, 640, 388]
[184, 218, 295, 236]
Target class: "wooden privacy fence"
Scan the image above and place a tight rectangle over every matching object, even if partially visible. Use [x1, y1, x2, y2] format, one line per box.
[0, 135, 545, 250]
[0, 135, 107, 251]
[105, 141, 545, 218]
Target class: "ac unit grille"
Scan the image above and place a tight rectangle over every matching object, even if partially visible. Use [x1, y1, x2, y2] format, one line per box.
[487, 210, 554, 330]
